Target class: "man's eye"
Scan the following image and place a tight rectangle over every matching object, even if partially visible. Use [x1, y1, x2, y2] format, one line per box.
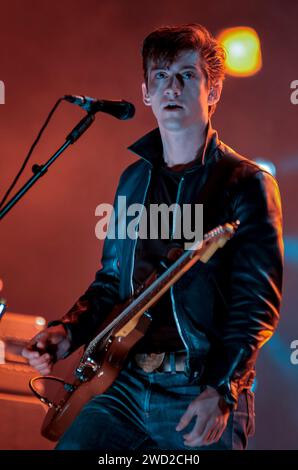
[183, 72, 194, 79]
[155, 72, 168, 79]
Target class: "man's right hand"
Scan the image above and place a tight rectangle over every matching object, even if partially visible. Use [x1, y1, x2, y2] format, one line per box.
[22, 324, 71, 375]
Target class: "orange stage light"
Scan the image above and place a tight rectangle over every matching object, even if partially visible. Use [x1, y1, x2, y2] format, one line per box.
[217, 27, 262, 77]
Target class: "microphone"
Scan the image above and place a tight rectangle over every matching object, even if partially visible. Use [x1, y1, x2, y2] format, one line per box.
[63, 95, 135, 120]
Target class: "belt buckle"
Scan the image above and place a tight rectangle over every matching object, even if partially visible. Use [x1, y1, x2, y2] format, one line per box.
[134, 352, 165, 373]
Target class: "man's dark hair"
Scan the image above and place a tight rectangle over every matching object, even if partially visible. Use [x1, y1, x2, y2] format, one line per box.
[142, 23, 226, 116]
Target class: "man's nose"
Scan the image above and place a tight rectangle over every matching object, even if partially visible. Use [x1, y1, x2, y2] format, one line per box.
[164, 75, 183, 97]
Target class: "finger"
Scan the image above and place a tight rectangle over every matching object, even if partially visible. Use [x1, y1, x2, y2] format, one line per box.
[204, 423, 225, 446]
[202, 425, 220, 445]
[27, 357, 46, 368]
[34, 357, 53, 372]
[37, 364, 53, 376]
[176, 407, 196, 432]
[186, 420, 224, 447]
[183, 414, 207, 442]
[213, 423, 226, 443]
[205, 426, 218, 444]
[29, 332, 49, 351]
[200, 418, 222, 446]
[22, 348, 40, 360]
[29, 353, 52, 368]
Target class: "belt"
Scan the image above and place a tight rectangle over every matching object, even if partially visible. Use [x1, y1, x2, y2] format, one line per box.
[133, 351, 188, 373]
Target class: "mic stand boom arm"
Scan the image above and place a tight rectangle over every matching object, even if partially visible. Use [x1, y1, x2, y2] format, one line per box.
[0, 113, 95, 221]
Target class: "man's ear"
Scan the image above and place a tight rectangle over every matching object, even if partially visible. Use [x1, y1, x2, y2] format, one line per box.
[142, 82, 151, 106]
[207, 80, 223, 106]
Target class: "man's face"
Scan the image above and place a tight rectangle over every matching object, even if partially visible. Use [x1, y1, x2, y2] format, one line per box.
[142, 49, 221, 131]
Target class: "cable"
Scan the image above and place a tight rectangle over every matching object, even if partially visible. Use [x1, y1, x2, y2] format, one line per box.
[0, 98, 63, 209]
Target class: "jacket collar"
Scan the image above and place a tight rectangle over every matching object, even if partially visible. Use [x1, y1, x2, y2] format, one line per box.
[127, 119, 220, 168]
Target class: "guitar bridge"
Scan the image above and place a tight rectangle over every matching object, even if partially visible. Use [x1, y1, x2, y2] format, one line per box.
[75, 357, 99, 382]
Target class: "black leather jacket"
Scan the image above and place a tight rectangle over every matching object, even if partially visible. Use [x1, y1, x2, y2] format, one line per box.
[56, 122, 283, 407]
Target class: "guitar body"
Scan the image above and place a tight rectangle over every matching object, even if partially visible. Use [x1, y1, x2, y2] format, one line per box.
[41, 312, 152, 441]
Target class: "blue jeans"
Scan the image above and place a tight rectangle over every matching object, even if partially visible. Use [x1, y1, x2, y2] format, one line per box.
[56, 358, 255, 450]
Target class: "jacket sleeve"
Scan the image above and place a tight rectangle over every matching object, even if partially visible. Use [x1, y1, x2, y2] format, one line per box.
[59, 237, 120, 354]
[48, 191, 121, 355]
[203, 168, 284, 406]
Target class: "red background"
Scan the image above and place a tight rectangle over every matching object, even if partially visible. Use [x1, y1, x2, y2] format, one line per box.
[0, 0, 297, 449]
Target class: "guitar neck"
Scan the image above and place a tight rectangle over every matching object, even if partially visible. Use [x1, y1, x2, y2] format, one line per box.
[84, 222, 238, 357]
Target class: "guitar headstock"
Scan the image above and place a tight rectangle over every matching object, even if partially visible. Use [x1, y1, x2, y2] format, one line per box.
[203, 220, 240, 248]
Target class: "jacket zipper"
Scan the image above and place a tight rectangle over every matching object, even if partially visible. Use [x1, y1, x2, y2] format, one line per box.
[170, 176, 190, 357]
[130, 168, 152, 296]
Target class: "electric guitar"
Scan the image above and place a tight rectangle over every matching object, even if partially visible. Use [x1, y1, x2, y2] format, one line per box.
[29, 221, 239, 441]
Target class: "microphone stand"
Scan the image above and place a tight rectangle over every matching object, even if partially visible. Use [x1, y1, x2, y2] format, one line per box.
[0, 113, 95, 221]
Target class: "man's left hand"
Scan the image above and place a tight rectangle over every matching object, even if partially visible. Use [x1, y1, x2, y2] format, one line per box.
[175, 386, 230, 447]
